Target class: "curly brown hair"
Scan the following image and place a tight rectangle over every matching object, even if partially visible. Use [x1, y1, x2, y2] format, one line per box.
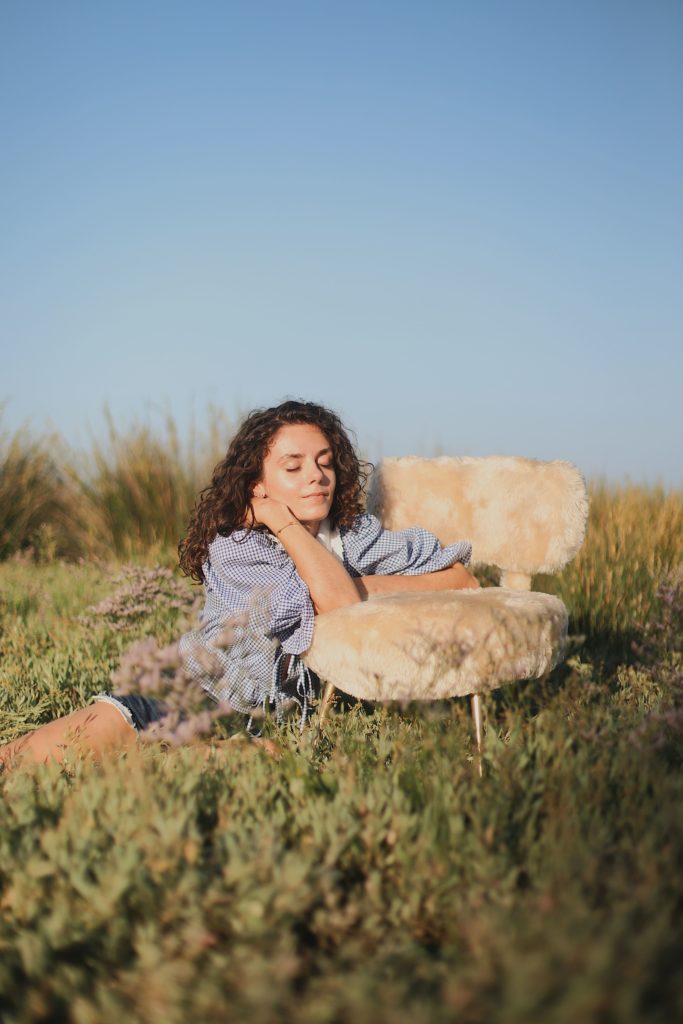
[178, 400, 372, 583]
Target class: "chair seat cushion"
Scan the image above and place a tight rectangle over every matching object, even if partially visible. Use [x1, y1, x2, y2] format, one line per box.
[303, 588, 568, 701]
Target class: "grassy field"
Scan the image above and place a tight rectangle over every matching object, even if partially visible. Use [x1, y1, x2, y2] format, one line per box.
[1, 422, 682, 1022]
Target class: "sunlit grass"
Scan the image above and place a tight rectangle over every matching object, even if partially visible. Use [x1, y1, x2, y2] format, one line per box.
[1, 422, 682, 1020]
[536, 479, 683, 653]
[0, 417, 78, 561]
[0, 596, 681, 1021]
[0, 408, 234, 564]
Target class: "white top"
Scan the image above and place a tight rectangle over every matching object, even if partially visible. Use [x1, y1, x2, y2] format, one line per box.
[269, 516, 344, 564]
[314, 517, 345, 563]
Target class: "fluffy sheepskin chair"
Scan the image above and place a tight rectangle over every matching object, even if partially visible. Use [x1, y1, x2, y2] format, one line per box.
[303, 456, 589, 760]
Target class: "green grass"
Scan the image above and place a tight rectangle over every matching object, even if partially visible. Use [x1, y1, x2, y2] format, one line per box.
[0, 469, 682, 1022]
[0, 658, 681, 1023]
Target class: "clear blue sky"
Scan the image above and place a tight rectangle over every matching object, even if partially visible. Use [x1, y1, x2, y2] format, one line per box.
[2, 0, 681, 486]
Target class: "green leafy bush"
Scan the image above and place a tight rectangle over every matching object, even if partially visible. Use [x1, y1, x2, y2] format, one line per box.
[1, 458, 682, 1022]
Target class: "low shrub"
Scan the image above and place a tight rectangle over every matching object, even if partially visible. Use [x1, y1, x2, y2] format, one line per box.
[0, 556, 682, 1021]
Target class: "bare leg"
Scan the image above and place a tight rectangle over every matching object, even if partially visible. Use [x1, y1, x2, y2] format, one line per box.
[0, 702, 137, 772]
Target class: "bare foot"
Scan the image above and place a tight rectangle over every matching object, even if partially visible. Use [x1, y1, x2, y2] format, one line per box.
[197, 736, 282, 762]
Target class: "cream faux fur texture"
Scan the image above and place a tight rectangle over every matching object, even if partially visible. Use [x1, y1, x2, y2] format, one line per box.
[367, 455, 589, 575]
[303, 588, 568, 701]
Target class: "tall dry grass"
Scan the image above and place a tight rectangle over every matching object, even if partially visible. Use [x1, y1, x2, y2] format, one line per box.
[72, 407, 236, 562]
[0, 408, 234, 564]
[537, 479, 683, 647]
[0, 418, 78, 562]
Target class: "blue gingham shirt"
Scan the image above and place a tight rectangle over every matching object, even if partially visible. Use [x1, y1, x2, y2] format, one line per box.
[179, 513, 472, 723]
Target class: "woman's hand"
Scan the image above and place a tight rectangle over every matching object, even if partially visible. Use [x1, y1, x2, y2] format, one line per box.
[445, 562, 481, 590]
[247, 490, 360, 614]
[247, 494, 298, 535]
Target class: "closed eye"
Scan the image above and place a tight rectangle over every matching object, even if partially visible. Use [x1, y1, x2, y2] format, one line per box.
[286, 462, 332, 472]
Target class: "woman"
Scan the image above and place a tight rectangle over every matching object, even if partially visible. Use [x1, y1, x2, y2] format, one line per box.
[0, 400, 478, 770]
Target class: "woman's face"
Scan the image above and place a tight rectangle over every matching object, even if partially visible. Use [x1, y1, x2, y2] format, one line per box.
[256, 422, 336, 531]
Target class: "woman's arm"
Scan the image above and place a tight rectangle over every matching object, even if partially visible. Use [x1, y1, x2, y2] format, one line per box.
[354, 561, 480, 598]
[248, 501, 478, 614]
[249, 498, 361, 614]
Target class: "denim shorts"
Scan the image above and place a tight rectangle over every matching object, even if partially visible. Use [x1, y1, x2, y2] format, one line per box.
[91, 692, 171, 733]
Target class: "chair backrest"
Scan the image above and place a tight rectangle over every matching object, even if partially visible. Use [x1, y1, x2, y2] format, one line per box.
[367, 455, 589, 582]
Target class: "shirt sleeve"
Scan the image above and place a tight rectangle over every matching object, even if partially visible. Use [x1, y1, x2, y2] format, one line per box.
[204, 530, 315, 655]
[340, 512, 472, 577]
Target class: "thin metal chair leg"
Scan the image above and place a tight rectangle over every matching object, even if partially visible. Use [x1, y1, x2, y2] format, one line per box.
[315, 680, 335, 745]
[470, 693, 483, 777]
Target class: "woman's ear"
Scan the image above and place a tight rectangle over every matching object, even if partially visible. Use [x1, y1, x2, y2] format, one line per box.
[253, 484, 266, 498]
